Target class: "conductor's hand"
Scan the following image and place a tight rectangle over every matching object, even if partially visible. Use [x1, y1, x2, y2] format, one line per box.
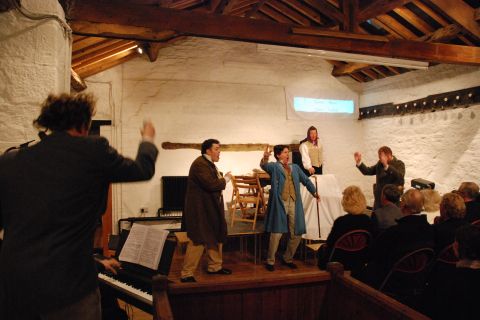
[141, 120, 155, 141]
[314, 193, 321, 202]
[354, 152, 362, 165]
[308, 167, 315, 175]
[263, 146, 272, 159]
[99, 258, 121, 275]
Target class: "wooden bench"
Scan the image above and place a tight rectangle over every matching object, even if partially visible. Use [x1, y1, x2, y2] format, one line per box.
[152, 263, 429, 320]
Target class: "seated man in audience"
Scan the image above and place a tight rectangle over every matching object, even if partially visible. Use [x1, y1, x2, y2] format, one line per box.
[317, 186, 373, 275]
[457, 182, 480, 223]
[424, 225, 480, 320]
[359, 189, 434, 289]
[421, 189, 441, 224]
[371, 184, 402, 235]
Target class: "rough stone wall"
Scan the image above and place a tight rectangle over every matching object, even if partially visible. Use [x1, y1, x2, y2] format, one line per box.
[85, 37, 362, 218]
[360, 64, 480, 198]
[0, 0, 70, 151]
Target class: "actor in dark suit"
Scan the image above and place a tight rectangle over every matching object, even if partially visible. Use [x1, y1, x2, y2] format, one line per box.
[361, 189, 434, 290]
[0, 93, 158, 320]
[318, 186, 373, 274]
[354, 146, 405, 210]
[180, 139, 233, 283]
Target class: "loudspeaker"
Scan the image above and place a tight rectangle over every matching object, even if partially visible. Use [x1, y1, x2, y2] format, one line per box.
[411, 178, 435, 190]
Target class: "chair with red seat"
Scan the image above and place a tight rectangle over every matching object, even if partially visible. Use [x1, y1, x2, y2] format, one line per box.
[321, 229, 372, 275]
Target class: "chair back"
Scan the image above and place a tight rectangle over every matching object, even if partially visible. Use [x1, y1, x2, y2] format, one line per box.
[327, 229, 372, 271]
[471, 219, 480, 227]
[436, 243, 458, 265]
[379, 247, 435, 292]
[230, 175, 265, 229]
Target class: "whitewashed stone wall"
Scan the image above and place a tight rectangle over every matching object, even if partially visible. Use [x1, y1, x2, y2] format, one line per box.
[0, 0, 70, 151]
[85, 39, 480, 218]
[85, 38, 362, 219]
[360, 64, 480, 199]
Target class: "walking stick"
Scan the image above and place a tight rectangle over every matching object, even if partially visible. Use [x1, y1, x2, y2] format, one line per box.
[313, 175, 321, 239]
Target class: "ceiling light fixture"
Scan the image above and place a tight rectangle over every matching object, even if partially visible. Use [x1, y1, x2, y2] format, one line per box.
[257, 44, 429, 70]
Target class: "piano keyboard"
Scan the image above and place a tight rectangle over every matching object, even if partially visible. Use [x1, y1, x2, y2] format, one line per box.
[98, 273, 152, 306]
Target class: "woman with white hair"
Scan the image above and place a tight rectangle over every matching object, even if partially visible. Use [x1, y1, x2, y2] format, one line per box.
[317, 186, 373, 273]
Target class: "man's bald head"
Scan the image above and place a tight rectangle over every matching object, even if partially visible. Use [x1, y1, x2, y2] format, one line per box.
[400, 189, 424, 215]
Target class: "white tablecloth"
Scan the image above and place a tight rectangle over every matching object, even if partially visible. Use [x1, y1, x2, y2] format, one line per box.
[301, 174, 345, 240]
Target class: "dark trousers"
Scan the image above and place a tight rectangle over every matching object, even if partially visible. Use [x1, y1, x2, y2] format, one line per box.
[41, 289, 101, 320]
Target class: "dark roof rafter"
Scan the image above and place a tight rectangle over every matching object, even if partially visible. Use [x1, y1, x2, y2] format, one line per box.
[67, 0, 480, 66]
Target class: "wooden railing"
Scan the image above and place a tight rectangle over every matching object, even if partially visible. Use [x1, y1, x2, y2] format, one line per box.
[152, 263, 430, 320]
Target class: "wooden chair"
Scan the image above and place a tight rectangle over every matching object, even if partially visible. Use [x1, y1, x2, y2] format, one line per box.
[471, 219, 480, 227]
[378, 247, 435, 303]
[229, 175, 265, 230]
[317, 229, 372, 272]
[436, 243, 458, 265]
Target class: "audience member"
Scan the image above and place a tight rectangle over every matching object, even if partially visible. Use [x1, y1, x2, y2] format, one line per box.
[434, 193, 468, 253]
[421, 189, 441, 224]
[354, 146, 405, 209]
[317, 186, 373, 275]
[360, 189, 434, 290]
[371, 184, 402, 235]
[424, 225, 480, 320]
[457, 182, 480, 223]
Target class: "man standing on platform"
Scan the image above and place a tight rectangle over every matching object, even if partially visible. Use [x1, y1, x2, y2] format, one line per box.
[299, 126, 323, 176]
[0, 93, 158, 320]
[354, 146, 405, 210]
[180, 139, 233, 283]
[261, 145, 320, 271]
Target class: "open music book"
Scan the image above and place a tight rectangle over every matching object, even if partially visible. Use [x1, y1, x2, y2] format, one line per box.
[119, 223, 169, 270]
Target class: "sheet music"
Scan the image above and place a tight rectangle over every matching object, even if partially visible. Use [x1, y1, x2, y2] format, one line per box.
[119, 223, 169, 270]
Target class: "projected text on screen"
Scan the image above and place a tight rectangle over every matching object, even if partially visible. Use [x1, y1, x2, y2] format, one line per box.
[294, 97, 354, 114]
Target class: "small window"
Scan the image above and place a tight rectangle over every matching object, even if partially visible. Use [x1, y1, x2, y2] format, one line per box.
[294, 97, 354, 114]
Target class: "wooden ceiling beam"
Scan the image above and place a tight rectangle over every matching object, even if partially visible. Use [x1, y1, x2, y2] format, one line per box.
[376, 14, 417, 39]
[223, 0, 241, 14]
[71, 68, 87, 92]
[341, 0, 360, 33]
[68, 1, 480, 65]
[245, 0, 268, 18]
[259, 5, 293, 24]
[357, 0, 412, 22]
[331, 62, 372, 76]
[332, 23, 462, 77]
[425, 0, 480, 41]
[73, 39, 124, 61]
[417, 23, 461, 43]
[303, 0, 344, 23]
[76, 51, 138, 78]
[392, 7, 434, 35]
[73, 41, 137, 68]
[267, 0, 311, 26]
[280, 0, 324, 25]
[72, 36, 110, 52]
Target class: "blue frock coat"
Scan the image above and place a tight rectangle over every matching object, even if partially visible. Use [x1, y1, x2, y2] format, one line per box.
[261, 161, 317, 235]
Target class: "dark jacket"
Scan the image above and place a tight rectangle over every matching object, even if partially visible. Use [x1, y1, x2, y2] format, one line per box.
[318, 213, 373, 271]
[371, 202, 402, 235]
[464, 200, 480, 223]
[356, 156, 405, 209]
[184, 156, 228, 246]
[433, 218, 468, 254]
[0, 132, 157, 318]
[362, 214, 434, 289]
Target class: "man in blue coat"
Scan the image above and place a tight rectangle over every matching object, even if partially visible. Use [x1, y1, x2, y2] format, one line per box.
[261, 145, 319, 271]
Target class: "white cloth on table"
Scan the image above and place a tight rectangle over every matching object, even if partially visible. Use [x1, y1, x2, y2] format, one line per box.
[301, 174, 345, 240]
